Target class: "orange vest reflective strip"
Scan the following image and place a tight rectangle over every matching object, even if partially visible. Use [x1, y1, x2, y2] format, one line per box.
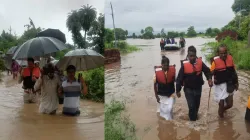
[22, 67, 40, 78]
[183, 57, 202, 75]
[247, 96, 250, 109]
[155, 65, 176, 84]
[214, 55, 234, 71]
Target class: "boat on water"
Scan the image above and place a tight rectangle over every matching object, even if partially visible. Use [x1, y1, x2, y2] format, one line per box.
[164, 43, 181, 50]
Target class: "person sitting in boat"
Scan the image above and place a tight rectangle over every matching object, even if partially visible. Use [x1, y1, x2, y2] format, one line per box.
[171, 38, 175, 44]
[166, 38, 171, 44]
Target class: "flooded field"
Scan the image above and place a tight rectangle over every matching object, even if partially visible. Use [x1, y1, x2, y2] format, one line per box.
[0, 74, 104, 140]
[105, 37, 250, 140]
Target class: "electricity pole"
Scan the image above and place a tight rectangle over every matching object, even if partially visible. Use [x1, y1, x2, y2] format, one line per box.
[110, 2, 117, 48]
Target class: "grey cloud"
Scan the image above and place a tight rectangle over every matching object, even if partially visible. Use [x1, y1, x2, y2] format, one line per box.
[0, 0, 104, 44]
[105, 0, 235, 34]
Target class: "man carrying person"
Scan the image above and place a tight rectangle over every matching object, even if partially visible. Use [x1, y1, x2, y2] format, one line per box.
[176, 46, 213, 121]
[18, 58, 41, 103]
[210, 45, 238, 118]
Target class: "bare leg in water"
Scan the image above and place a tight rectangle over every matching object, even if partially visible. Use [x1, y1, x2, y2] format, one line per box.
[218, 95, 233, 118]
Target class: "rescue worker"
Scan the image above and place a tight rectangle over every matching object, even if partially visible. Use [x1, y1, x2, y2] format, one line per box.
[210, 45, 238, 118]
[154, 56, 176, 120]
[176, 46, 213, 121]
[180, 37, 186, 48]
[160, 39, 165, 51]
[18, 58, 41, 103]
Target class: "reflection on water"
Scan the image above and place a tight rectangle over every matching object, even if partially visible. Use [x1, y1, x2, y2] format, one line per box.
[0, 74, 104, 140]
[105, 37, 250, 140]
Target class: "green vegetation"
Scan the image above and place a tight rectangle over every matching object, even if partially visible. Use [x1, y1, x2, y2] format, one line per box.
[202, 37, 249, 69]
[105, 41, 140, 54]
[105, 100, 137, 140]
[105, 28, 140, 53]
[205, 28, 221, 37]
[232, 0, 250, 16]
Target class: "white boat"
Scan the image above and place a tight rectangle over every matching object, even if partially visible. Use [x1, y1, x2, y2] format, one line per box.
[164, 43, 180, 50]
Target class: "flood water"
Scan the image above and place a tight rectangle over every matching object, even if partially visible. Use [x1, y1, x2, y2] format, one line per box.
[105, 37, 250, 140]
[0, 74, 104, 140]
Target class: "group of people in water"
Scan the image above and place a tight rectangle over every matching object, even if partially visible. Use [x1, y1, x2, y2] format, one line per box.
[160, 37, 186, 51]
[154, 45, 239, 121]
[9, 57, 87, 116]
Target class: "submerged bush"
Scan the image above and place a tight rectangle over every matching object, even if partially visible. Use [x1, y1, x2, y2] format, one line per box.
[78, 67, 104, 102]
[105, 100, 137, 140]
[105, 41, 141, 54]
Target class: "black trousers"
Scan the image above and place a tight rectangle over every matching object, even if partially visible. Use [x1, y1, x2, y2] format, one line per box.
[245, 107, 250, 121]
[184, 87, 202, 121]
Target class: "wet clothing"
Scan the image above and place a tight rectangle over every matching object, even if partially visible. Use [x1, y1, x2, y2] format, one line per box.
[176, 58, 211, 121]
[22, 67, 40, 89]
[34, 75, 61, 114]
[11, 61, 19, 72]
[210, 55, 238, 102]
[154, 65, 176, 97]
[180, 38, 185, 48]
[210, 55, 238, 85]
[154, 66, 176, 120]
[213, 83, 234, 103]
[184, 87, 202, 121]
[19, 66, 41, 103]
[176, 58, 211, 92]
[62, 79, 82, 116]
[160, 40, 165, 51]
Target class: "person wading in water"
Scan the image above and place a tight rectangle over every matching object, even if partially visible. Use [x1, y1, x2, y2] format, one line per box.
[210, 45, 238, 118]
[176, 46, 213, 121]
[18, 58, 41, 103]
[160, 39, 165, 51]
[154, 56, 176, 120]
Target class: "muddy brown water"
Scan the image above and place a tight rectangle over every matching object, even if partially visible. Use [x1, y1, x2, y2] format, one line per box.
[0, 74, 104, 140]
[105, 37, 250, 140]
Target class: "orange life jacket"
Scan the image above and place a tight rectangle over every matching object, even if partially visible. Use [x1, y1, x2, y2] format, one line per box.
[213, 55, 235, 84]
[155, 65, 176, 84]
[247, 96, 250, 109]
[22, 67, 40, 78]
[183, 57, 202, 75]
[213, 55, 234, 71]
[154, 65, 176, 97]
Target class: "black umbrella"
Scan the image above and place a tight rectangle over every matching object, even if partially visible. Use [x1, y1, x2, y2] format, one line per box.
[37, 28, 66, 43]
[6, 46, 19, 55]
[12, 37, 68, 60]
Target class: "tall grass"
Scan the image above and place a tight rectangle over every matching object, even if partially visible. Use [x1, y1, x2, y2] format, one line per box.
[105, 41, 141, 54]
[202, 37, 249, 70]
[105, 100, 137, 140]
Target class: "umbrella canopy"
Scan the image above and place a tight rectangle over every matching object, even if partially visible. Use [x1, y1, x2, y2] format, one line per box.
[12, 37, 68, 60]
[37, 28, 66, 43]
[6, 46, 18, 55]
[56, 49, 104, 71]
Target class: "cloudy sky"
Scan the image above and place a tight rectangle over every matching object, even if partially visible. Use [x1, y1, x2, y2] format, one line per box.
[0, 0, 104, 44]
[105, 0, 235, 34]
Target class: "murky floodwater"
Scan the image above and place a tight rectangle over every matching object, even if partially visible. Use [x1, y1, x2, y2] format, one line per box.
[0, 74, 104, 140]
[105, 37, 250, 140]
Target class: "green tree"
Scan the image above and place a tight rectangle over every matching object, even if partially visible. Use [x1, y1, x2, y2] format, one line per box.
[167, 31, 179, 38]
[125, 30, 128, 37]
[232, 0, 250, 16]
[87, 14, 104, 54]
[145, 26, 154, 33]
[186, 26, 197, 37]
[160, 28, 167, 38]
[141, 29, 144, 35]
[79, 4, 97, 47]
[179, 32, 185, 37]
[114, 28, 126, 40]
[132, 33, 136, 39]
[104, 28, 114, 43]
[206, 28, 213, 35]
[66, 10, 85, 48]
[238, 16, 250, 39]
